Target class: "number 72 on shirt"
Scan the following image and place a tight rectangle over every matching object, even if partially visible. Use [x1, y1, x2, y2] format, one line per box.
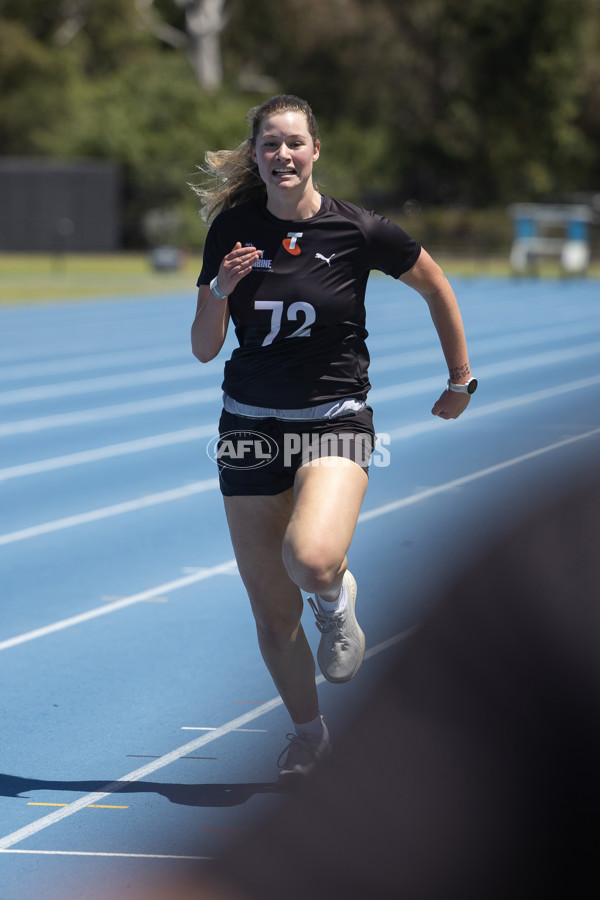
[255, 300, 316, 346]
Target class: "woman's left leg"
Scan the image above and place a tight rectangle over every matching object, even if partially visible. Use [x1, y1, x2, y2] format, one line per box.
[282, 457, 369, 683]
[283, 456, 369, 600]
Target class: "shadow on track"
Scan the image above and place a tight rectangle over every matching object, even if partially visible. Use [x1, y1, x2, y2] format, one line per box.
[0, 773, 279, 808]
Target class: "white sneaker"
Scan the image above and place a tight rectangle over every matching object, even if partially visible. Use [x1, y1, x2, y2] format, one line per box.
[277, 733, 333, 784]
[308, 570, 366, 684]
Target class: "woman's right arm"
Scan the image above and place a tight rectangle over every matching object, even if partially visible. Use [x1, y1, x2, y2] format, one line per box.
[191, 284, 231, 363]
[191, 242, 262, 363]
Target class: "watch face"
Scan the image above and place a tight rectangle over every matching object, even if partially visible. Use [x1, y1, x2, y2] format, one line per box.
[467, 378, 478, 394]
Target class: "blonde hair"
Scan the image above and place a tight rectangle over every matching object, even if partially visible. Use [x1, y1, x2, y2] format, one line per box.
[194, 95, 320, 224]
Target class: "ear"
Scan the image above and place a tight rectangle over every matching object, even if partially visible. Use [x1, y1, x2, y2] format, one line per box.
[250, 143, 258, 163]
[313, 140, 320, 163]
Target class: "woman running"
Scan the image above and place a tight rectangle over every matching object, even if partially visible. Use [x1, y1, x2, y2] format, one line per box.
[191, 94, 476, 782]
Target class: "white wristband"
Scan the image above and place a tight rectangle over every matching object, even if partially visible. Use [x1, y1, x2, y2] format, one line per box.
[209, 276, 228, 301]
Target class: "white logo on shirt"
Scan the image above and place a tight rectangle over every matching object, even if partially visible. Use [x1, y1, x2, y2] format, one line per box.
[283, 232, 303, 255]
[315, 252, 335, 266]
[246, 245, 273, 269]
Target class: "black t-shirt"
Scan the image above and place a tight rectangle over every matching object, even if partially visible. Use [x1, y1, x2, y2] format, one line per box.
[197, 195, 421, 408]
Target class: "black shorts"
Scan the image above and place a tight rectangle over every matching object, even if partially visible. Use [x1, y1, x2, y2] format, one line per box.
[214, 407, 376, 497]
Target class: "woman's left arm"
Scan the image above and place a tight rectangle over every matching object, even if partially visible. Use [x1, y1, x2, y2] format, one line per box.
[400, 248, 473, 420]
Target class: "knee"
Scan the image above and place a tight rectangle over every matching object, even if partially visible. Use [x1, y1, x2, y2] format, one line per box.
[282, 535, 342, 596]
[254, 608, 303, 647]
[246, 585, 303, 644]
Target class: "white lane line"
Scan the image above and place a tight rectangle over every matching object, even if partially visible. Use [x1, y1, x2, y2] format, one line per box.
[0, 390, 221, 437]
[4, 316, 594, 382]
[0, 631, 410, 851]
[474, 340, 600, 376]
[0, 344, 191, 381]
[0, 560, 238, 652]
[361, 426, 600, 523]
[380, 374, 600, 442]
[3, 371, 599, 485]
[2, 374, 599, 546]
[363, 630, 418, 658]
[0, 363, 204, 406]
[0, 849, 211, 860]
[0, 425, 216, 482]
[369, 341, 600, 403]
[3, 424, 599, 654]
[369, 318, 600, 373]
[0, 478, 219, 547]
[181, 727, 267, 732]
[0, 341, 600, 414]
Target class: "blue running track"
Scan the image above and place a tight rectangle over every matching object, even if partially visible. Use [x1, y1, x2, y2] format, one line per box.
[1, 275, 599, 899]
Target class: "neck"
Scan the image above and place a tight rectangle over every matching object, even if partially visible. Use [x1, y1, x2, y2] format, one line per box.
[266, 186, 322, 221]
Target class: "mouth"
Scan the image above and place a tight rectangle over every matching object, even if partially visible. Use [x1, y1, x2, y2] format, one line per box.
[273, 168, 296, 177]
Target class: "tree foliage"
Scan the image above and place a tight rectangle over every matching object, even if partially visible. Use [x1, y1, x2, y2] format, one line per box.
[1, 0, 598, 246]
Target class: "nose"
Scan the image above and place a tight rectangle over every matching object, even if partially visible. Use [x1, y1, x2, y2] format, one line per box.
[276, 143, 291, 160]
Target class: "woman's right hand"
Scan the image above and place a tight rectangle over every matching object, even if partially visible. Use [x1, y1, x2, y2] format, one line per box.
[215, 242, 263, 296]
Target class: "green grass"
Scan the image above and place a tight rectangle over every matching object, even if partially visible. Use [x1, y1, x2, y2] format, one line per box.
[1, 251, 598, 306]
[0, 253, 201, 305]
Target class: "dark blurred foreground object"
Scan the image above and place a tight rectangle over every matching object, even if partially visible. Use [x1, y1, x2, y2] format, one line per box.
[109, 461, 600, 899]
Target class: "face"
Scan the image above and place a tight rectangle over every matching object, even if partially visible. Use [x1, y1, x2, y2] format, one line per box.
[251, 110, 320, 196]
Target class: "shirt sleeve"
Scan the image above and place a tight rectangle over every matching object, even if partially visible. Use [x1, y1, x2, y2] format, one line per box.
[196, 218, 224, 287]
[361, 209, 421, 278]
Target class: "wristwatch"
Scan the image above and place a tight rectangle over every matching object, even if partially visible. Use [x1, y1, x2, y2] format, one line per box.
[447, 377, 478, 395]
[209, 276, 228, 301]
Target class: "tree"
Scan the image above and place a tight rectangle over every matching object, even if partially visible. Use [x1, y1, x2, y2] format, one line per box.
[181, 0, 228, 89]
[136, 0, 229, 89]
[224, 0, 599, 205]
[0, 11, 75, 154]
[1, 0, 599, 247]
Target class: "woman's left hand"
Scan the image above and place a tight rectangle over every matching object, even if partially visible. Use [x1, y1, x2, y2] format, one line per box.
[431, 389, 471, 420]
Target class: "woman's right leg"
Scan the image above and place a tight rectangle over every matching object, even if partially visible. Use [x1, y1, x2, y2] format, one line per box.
[223, 491, 320, 727]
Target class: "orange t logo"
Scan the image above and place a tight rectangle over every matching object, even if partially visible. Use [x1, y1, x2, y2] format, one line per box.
[283, 232, 303, 255]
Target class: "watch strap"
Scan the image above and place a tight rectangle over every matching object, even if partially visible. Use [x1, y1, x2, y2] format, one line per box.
[447, 377, 477, 394]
